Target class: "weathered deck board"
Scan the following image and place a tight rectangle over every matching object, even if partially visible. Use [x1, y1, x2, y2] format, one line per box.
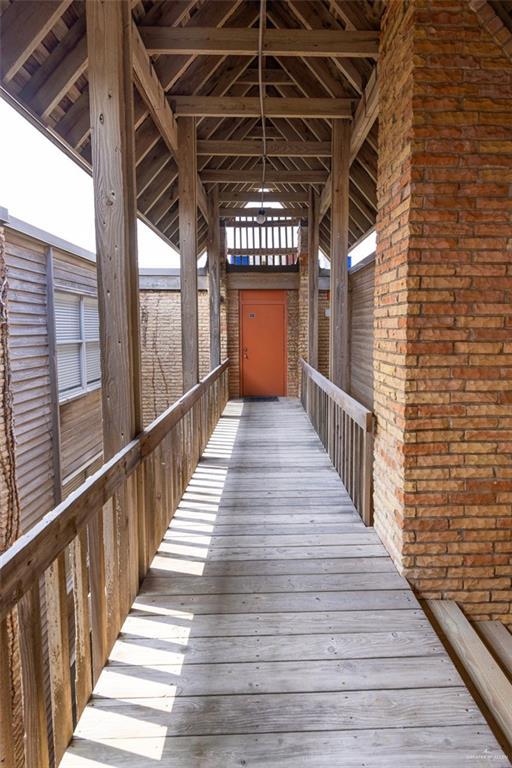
[62, 398, 507, 767]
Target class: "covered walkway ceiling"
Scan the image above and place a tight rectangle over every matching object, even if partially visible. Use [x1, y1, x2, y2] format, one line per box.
[2, 0, 511, 257]
[0, 0, 383, 256]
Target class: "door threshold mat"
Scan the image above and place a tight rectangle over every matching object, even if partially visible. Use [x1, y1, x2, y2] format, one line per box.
[243, 396, 279, 402]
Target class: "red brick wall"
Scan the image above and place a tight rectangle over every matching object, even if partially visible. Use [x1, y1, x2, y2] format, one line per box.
[375, 0, 512, 624]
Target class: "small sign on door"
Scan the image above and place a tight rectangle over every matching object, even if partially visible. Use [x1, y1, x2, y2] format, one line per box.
[249, 312, 256, 318]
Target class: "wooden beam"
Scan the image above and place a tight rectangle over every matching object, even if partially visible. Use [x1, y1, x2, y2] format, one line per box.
[178, 117, 199, 390]
[141, 27, 379, 57]
[131, 23, 210, 220]
[220, 207, 307, 218]
[207, 188, 221, 369]
[197, 140, 332, 157]
[132, 24, 178, 155]
[86, 0, 142, 670]
[219, 191, 309, 203]
[329, 121, 350, 390]
[350, 69, 379, 163]
[319, 69, 379, 220]
[201, 169, 328, 184]
[172, 96, 353, 119]
[0, 0, 72, 82]
[308, 189, 320, 368]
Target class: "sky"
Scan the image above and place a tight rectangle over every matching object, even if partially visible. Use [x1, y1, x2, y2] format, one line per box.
[0, 98, 180, 268]
[0, 97, 375, 269]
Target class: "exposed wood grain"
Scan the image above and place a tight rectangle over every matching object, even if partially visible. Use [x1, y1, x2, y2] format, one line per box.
[18, 584, 50, 768]
[178, 116, 199, 391]
[61, 727, 511, 768]
[172, 96, 352, 118]
[308, 189, 320, 368]
[0, 0, 72, 82]
[207, 187, 221, 369]
[330, 121, 350, 390]
[428, 600, 512, 748]
[198, 140, 332, 156]
[476, 621, 512, 678]
[140, 27, 380, 57]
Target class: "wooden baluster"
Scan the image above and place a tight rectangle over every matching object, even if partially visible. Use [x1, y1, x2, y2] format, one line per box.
[361, 429, 373, 526]
[45, 553, 73, 762]
[0, 618, 15, 768]
[69, 529, 92, 717]
[87, 510, 107, 684]
[136, 462, 148, 581]
[143, 454, 156, 564]
[18, 583, 50, 768]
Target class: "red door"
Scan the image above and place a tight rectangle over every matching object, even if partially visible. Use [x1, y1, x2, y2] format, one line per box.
[240, 290, 287, 396]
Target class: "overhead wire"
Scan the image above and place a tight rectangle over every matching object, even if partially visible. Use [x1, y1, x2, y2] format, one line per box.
[257, 0, 267, 215]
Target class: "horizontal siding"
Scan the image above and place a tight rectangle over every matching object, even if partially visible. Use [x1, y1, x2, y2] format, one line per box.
[53, 248, 97, 295]
[60, 388, 103, 482]
[5, 229, 56, 533]
[349, 261, 375, 410]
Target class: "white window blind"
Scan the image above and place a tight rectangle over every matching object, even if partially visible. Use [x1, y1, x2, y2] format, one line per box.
[54, 291, 101, 399]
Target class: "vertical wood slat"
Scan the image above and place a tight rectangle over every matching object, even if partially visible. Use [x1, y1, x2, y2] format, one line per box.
[45, 553, 73, 763]
[18, 583, 50, 768]
[69, 528, 92, 717]
[0, 618, 15, 768]
[87, 510, 107, 685]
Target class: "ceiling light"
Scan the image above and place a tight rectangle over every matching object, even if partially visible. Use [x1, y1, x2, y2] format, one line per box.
[256, 209, 266, 225]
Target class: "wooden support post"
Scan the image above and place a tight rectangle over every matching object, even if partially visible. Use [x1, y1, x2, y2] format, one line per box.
[86, 0, 143, 664]
[178, 116, 199, 391]
[208, 187, 221, 369]
[329, 121, 350, 390]
[308, 189, 320, 369]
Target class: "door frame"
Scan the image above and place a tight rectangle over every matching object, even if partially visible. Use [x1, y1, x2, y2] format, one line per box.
[239, 289, 288, 397]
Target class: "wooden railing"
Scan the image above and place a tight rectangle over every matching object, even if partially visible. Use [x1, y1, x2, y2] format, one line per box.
[0, 360, 229, 768]
[300, 358, 374, 526]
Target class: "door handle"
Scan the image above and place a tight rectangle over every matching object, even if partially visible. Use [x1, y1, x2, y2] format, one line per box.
[242, 347, 249, 359]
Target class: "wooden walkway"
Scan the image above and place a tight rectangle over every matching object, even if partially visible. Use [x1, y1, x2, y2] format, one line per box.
[62, 399, 508, 767]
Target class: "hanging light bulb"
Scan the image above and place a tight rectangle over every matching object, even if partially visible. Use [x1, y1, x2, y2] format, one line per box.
[256, 208, 266, 225]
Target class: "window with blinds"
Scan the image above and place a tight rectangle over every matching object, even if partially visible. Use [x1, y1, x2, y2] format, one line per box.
[55, 291, 101, 399]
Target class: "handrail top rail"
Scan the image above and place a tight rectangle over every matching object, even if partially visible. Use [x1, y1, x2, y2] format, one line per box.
[0, 359, 229, 622]
[300, 358, 373, 432]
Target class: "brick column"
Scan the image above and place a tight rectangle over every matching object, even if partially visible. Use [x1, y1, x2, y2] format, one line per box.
[374, 0, 512, 624]
[298, 221, 309, 364]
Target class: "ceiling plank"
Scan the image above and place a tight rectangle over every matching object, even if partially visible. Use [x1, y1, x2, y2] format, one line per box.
[197, 139, 331, 157]
[171, 96, 352, 118]
[154, 0, 244, 91]
[141, 27, 379, 57]
[0, 0, 72, 82]
[237, 68, 293, 85]
[285, 0, 369, 94]
[18, 15, 87, 119]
